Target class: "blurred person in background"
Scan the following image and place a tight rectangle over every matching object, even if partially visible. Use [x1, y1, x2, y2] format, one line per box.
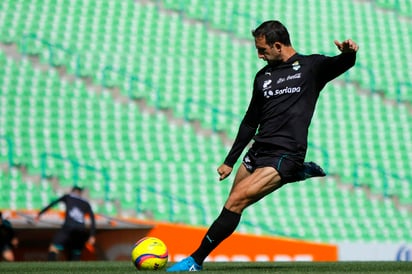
[0, 211, 18, 262]
[36, 186, 96, 261]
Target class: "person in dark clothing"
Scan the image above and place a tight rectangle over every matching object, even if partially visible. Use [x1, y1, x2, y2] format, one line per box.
[167, 20, 358, 272]
[0, 211, 18, 261]
[36, 186, 96, 261]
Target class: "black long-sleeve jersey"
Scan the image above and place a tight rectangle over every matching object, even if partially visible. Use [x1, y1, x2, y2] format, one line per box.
[0, 218, 15, 245]
[224, 52, 356, 167]
[39, 194, 96, 236]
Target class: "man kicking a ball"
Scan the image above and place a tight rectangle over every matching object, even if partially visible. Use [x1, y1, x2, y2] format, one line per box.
[167, 20, 358, 272]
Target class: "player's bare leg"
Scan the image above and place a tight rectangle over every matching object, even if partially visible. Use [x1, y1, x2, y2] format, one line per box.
[168, 166, 284, 272]
[225, 165, 283, 214]
[2, 249, 15, 261]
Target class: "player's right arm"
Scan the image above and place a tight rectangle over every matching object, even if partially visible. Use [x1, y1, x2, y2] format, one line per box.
[317, 40, 358, 85]
[217, 164, 233, 181]
[219, 84, 260, 180]
[35, 195, 65, 221]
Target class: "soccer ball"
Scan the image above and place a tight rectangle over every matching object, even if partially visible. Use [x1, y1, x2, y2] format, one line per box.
[131, 237, 168, 270]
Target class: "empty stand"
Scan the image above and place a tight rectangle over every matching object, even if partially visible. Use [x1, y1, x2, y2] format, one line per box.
[0, 0, 411, 243]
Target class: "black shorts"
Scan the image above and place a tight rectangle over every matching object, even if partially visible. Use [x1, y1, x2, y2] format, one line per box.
[52, 226, 90, 251]
[242, 143, 305, 183]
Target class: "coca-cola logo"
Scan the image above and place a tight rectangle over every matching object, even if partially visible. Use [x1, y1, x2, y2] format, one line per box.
[396, 245, 411, 261]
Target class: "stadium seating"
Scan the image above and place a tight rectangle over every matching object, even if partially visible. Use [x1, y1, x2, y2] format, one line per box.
[1, 45, 411, 242]
[0, 0, 411, 243]
[11, 0, 412, 105]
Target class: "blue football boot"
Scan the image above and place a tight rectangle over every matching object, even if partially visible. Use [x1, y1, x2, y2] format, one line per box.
[167, 256, 202, 272]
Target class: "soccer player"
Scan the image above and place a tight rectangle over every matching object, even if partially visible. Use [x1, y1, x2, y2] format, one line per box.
[0, 211, 18, 261]
[36, 186, 96, 261]
[167, 20, 358, 272]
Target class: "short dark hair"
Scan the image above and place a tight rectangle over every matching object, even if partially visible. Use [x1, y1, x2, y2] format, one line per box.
[252, 20, 292, 46]
[72, 185, 84, 192]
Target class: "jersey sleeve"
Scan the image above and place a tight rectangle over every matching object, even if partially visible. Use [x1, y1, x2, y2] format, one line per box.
[223, 121, 257, 167]
[3, 220, 16, 239]
[223, 82, 261, 167]
[38, 195, 66, 216]
[87, 204, 96, 236]
[317, 52, 356, 87]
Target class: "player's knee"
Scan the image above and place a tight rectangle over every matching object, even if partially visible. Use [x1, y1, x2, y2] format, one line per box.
[225, 195, 249, 213]
[3, 250, 14, 261]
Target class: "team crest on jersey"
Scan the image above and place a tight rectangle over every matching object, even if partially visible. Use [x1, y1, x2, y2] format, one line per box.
[263, 79, 272, 89]
[292, 61, 301, 71]
[262, 79, 273, 98]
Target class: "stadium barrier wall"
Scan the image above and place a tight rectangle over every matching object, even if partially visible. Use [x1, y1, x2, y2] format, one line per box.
[339, 243, 412, 261]
[4, 210, 337, 262]
[143, 220, 337, 262]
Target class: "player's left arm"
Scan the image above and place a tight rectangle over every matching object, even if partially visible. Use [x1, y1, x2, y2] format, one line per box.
[87, 204, 96, 244]
[89, 204, 96, 236]
[219, 83, 261, 180]
[36, 195, 65, 221]
[318, 39, 359, 84]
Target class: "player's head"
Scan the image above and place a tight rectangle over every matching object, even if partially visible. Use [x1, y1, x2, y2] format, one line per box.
[252, 20, 293, 65]
[252, 20, 291, 46]
[71, 185, 84, 194]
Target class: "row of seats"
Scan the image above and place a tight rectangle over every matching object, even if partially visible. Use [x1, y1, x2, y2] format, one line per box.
[157, 0, 412, 103]
[2, 161, 410, 242]
[309, 84, 412, 204]
[374, 0, 412, 17]
[0, 0, 411, 114]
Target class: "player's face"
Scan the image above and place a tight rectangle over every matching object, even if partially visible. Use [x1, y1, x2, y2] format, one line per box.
[255, 36, 281, 65]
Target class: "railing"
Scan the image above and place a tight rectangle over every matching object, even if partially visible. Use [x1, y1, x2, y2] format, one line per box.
[183, 97, 242, 132]
[0, 135, 13, 168]
[307, 143, 330, 173]
[373, 0, 412, 18]
[136, 184, 207, 225]
[40, 152, 111, 201]
[155, 0, 260, 36]
[343, 63, 376, 92]
[21, 33, 81, 76]
[241, 219, 303, 239]
[101, 65, 141, 99]
[352, 162, 411, 198]
[396, 82, 412, 104]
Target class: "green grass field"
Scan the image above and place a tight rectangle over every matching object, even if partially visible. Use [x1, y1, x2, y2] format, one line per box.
[1, 261, 412, 274]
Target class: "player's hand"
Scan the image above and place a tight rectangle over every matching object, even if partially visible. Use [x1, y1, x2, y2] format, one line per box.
[34, 215, 40, 224]
[85, 236, 96, 253]
[11, 237, 18, 248]
[217, 164, 232, 181]
[334, 39, 359, 53]
[88, 236, 96, 246]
